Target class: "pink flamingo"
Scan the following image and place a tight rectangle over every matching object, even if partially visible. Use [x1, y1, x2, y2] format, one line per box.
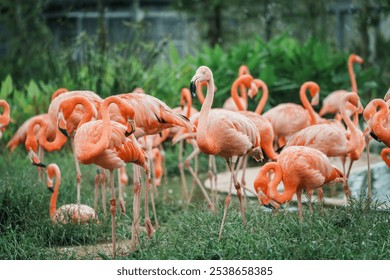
[319, 54, 363, 116]
[46, 163, 97, 224]
[74, 95, 148, 258]
[254, 146, 346, 219]
[284, 92, 361, 199]
[263, 81, 320, 147]
[190, 66, 263, 240]
[0, 99, 10, 139]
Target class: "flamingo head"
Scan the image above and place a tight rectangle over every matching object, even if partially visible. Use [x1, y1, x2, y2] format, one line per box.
[125, 117, 135, 137]
[28, 148, 46, 168]
[247, 80, 259, 99]
[57, 111, 69, 137]
[238, 65, 250, 76]
[46, 176, 54, 193]
[310, 86, 320, 106]
[350, 54, 364, 64]
[190, 66, 213, 98]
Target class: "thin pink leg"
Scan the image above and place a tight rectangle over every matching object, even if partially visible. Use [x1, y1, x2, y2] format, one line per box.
[94, 169, 100, 213]
[118, 167, 126, 215]
[108, 169, 117, 259]
[178, 140, 189, 201]
[296, 189, 303, 221]
[100, 168, 107, 215]
[131, 165, 141, 251]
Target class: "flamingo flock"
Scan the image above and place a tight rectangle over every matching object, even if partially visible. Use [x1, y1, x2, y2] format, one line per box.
[2, 52, 390, 259]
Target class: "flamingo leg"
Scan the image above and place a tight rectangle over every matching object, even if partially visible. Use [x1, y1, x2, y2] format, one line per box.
[219, 157, 246, 240]
[70, 137, 82, 206]
[365, 134, 372, 202]
[296, 189, 303, 220]
[100, 168, 107, 216]
[131, 164, 141, 251]
[346, 159, 354, 179]
[184, 147, 215, 212]
[144, 168, 155, 238]
[212, 155, 218, 204]
[37, 145, 45, 181]
[108, 169, 117, 259]
[117, 168, 126, 215]
[178, 140, 189, 201]
[94, 169, 100, 213]
[208, 155, 216, 205]
[147, 156, 159, 229]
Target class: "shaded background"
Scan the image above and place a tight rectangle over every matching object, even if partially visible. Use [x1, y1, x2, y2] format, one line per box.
[0, 0, 389, 130]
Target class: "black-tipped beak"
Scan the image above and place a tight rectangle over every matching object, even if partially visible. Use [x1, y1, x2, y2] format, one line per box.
[33, 161, 46, 168]
[190, 81, 197, 98]
[370, 132, 381, 142]
[263, 203, 275, 209]
[59, 126, 69, 137]
[47, 186, 54, 193]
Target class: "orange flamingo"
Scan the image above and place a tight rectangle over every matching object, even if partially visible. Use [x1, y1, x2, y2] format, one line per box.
[26, 91, 102, 205]
[190, 66, 263, 240]
[0, 99, 10, 139]
[363, 97, 390, 200]
[152, 147, 163, 186]
[284, 92, 361, 199]
[381, 148, 390, 168]
[263, 81, 320, 147]
[73, 95, 147, 258]
[46, 163, 97, 224]
[319, 54, 363, 116]
[254, 146, 346, 219]
[222, 65, 251, 111]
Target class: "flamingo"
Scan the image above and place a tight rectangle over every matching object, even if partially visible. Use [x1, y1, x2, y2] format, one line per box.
[319, 54, 363, 116]
[25, 93, 101, 209]
[0, 99, 10, 139]
[190, 66, 263, 240]
[363, 97, 390, 200]
[152, 147, 163, 186]
[73, 95, 148, 258]
[222, 65, 251, 111]
[46, 163, 97, 224]
[284, 92, 361, 200]
[262, 81, 320, 147]
[381, 148, 390, 168]
[254, 146, 346, 219]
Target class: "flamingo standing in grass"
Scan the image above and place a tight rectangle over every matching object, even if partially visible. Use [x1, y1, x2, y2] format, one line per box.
[381, 148, 390, 168]
[46, 163, 97, 224]
[190, 66, 263, 240]
[0, 99, 10, 139]
[284, 92, 361, 200]
[254, 146, 346, 219]
[263, 81, 320, 147]
[73, 95, 148, 258]
[319, 54, 363, 116]
[363, 97, 390, 200]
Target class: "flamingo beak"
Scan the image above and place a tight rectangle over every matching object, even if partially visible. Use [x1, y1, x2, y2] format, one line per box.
[370, 132, 381, 142]
[58, 125, 69, 138]
[190, 80, 197, 98]
[28, 149, 46, 168]
[47, 186, 54, 193]
[125, 118, 135, 137]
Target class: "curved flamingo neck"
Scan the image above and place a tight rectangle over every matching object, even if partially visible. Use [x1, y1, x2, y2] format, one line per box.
[51, 88, 68, 101]
[254, 79, 269, 115]
[48, 164, 61, 222]
[231, 75, 253, 111]
[348, 55, 361, 94]
[262, 162, 297, 204]
[25, 118, 67, 153]
[89, 96, 135, 160]
[300, 82, 319, 125]
[59, 96, 97, 132]
[180, 88, 193, 118]
[371, 99, 390, 142]
[238, 65, 250, 100]
[0, 100, 10, 125]
[340, 93, 359, 153]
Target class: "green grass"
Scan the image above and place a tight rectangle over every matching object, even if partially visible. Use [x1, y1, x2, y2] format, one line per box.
[0, 146, 389, 260]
